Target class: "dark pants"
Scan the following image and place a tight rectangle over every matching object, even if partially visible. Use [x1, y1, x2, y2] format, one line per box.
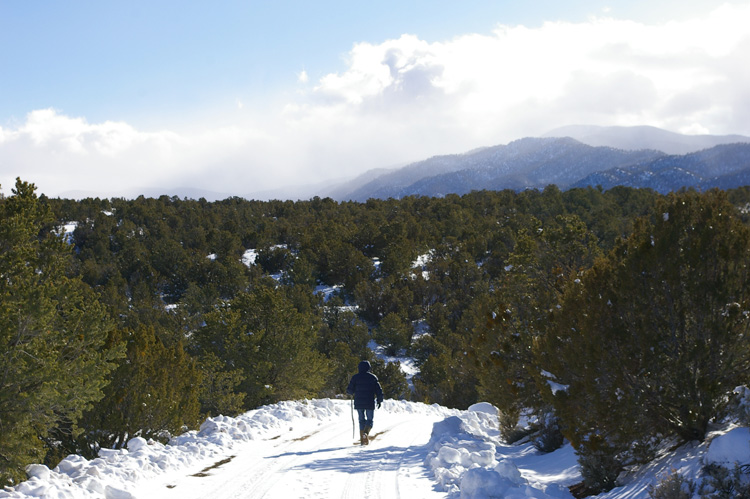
[357, 409, 374, 431]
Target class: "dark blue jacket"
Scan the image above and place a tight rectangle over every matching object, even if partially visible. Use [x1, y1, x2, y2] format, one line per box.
[346, 361, 384, 410]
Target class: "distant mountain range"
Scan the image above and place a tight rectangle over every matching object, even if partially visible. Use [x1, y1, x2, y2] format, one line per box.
[330, 125, 750, 201]
[544, 125, 750, 155]
[571, 142, 750, 193]
[62, 125, 750, 202]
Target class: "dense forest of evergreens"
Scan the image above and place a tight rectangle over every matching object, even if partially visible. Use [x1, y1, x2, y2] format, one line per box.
[2, 177, 750, 492]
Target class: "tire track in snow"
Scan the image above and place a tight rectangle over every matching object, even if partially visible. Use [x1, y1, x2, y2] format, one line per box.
[339, 414, 446, 499]
[133, 403, 451, 499]
[243, 420, 353, 498]
[139, 419, 347, 499]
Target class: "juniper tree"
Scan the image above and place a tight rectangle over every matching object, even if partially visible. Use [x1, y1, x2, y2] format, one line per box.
[79, 324, 202, 451]
[194, 279, 330, 409]
[369, 357, 410, 400]
[317, 304, 370, 395]
[541, 189, 750, 491]
[475, 214, 601, 434]
[0, 179, 121, 485]
[374, 313, 412, 356]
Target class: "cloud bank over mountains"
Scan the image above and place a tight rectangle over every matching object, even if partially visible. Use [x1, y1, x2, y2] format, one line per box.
[2, 3, 750, 199]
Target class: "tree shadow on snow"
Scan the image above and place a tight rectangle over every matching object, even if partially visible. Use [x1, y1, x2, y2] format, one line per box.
[281, 443, 432, 475]
[267, 441, 445, 494]
[265, 446, 352, 459]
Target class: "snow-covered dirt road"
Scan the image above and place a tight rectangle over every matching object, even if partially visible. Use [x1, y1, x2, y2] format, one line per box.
[7, 398, 747, 499]
[132, 404, 451, 499]
[0, 399, 583, 498]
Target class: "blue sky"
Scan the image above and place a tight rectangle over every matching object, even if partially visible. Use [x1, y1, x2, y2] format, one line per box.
[1, 1, 748, 199]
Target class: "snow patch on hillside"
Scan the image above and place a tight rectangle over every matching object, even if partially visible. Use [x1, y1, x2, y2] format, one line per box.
[241, 248, 257, 266]
[55, 221, 78, 245]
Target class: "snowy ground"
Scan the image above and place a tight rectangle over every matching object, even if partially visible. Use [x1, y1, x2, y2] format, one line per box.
[2, 399, 749, 499]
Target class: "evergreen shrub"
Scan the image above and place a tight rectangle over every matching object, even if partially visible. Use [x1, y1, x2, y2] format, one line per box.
[531, 412, 565, 453]
[648, 470, 694, 499]
[498, 408, 529, 444]
[576, 444, 624, 493]
[699, 463, 750, 498]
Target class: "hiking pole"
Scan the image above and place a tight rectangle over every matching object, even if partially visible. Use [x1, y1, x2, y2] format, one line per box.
[350, 397, 355, 440]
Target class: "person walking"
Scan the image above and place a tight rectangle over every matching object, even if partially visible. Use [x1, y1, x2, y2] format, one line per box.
[346, 360, 384, 445]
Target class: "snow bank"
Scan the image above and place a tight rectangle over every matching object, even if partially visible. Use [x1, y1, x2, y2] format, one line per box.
[705, 426, 750, 467]
[594, 424, 750, 498]
[0, 399, 346, 499]
[0, 399, 463, 499]
[467, 402, 498, 416]
[425, 403, 574, 498]
[7, 395, 747, 499]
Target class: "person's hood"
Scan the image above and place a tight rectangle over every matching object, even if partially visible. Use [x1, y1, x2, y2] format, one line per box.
[358, 360, 371, 374]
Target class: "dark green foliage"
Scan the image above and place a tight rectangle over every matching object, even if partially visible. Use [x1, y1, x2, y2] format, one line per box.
[370, 358, 410, 400]
[354, 275, 414, 324]
[648, 470, 694, 499]
[79, 325, 202, 451]
[530, 412, 564, 453]
[412, 337, 478, 408]
[318, 303, 370, 395]
[256, 244, 293, 274]
[541, 190, 750, 492]
[374, 313, 412, 356]
[197, 352, 246, 417]
[698, 463, 750, 498]
[474, 214, 601, 424]
[285, 253, 317, 288]
[497, 408, 531, 444]
[575, 444, 624, 493]
[0, 180, 122, 485]
[194, 280, 331, 409]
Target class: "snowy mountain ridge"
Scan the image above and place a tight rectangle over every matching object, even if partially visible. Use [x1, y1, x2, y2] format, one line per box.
[335, 137, 665, 201]
[544, 125, 750, 155]
[333, 126, 750, 202]
[572, 142, 750, 193]
[56, 126, 750, 202]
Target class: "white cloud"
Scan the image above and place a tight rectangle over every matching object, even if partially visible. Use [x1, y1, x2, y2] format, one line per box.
[0, 109, 191, 196]
[274, 3, 750, 180]
[2, 4, 750, 199]
[680, 122, 711, 135]
[300, 3, 750, 143]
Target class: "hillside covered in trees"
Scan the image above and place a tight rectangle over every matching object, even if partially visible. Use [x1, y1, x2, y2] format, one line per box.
[2, 178, 750, 494]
